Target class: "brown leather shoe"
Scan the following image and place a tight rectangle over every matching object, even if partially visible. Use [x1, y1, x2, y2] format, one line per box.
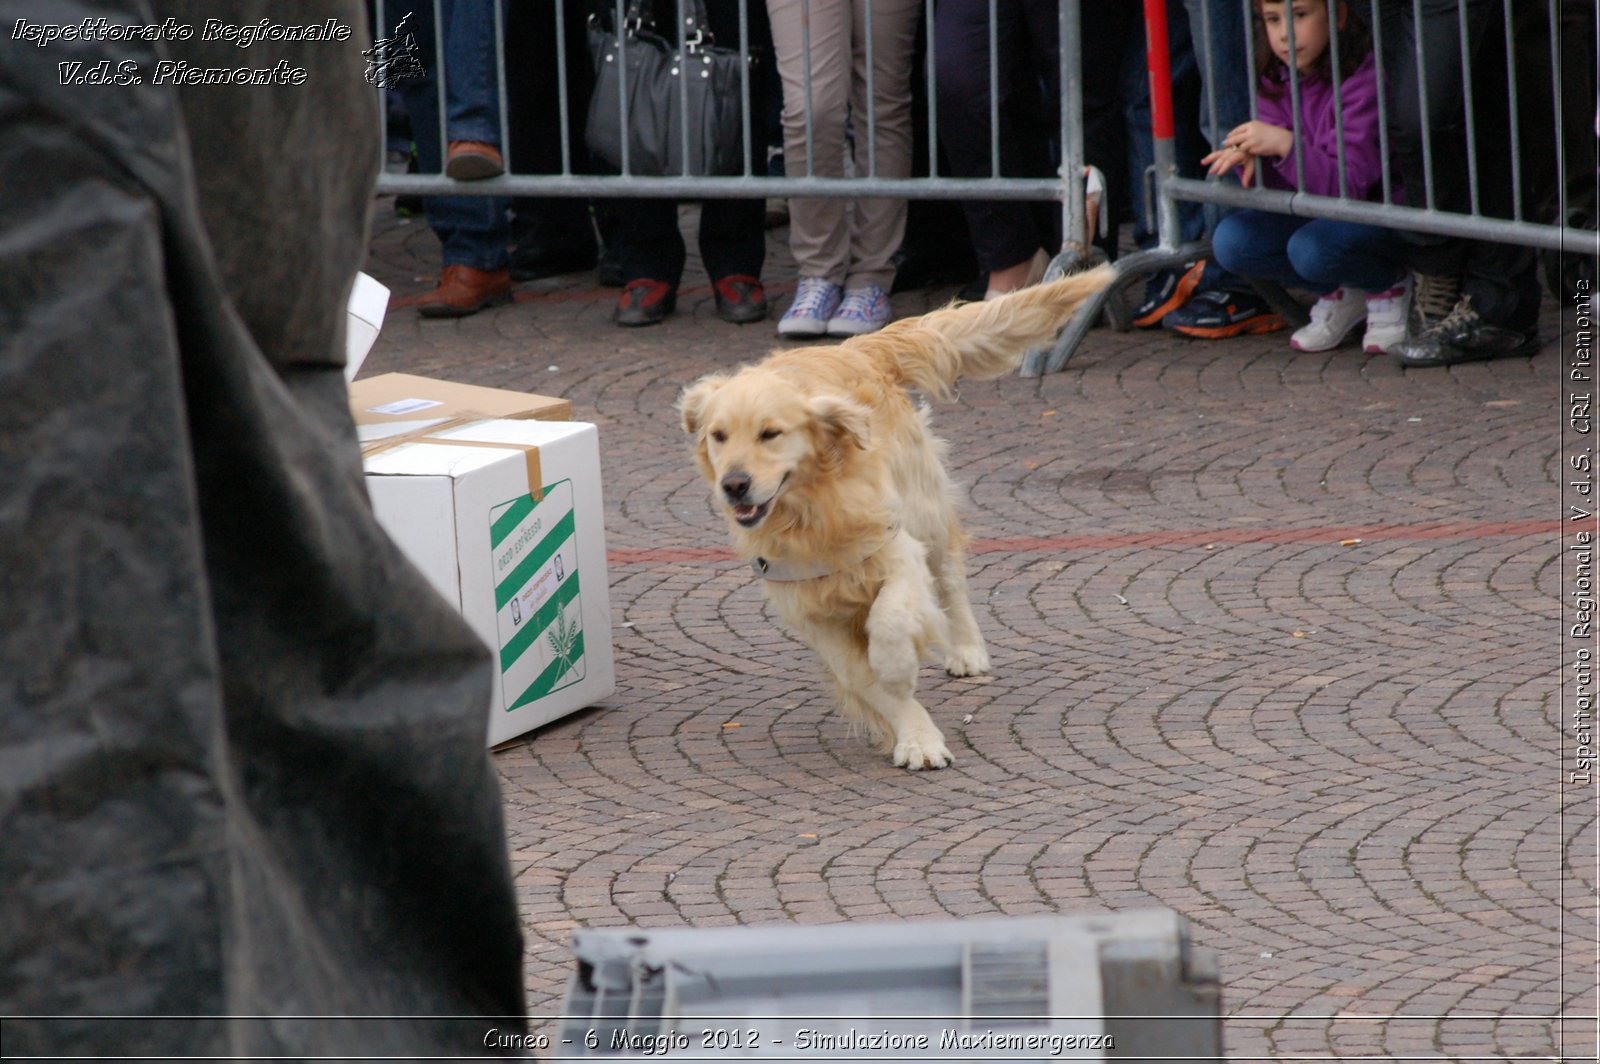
[395, 264, 513, 317]
[445, 140, 504, 180]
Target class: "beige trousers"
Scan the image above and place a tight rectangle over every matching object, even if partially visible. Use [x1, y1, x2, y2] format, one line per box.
[766, 0, 922, 289]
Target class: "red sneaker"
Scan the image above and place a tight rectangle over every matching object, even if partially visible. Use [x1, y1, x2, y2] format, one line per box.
[614, 279, 677, 327]
[713, 275, 769, 324]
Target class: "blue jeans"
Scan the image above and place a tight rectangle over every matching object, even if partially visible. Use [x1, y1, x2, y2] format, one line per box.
[1183, 0, 1252, 238]
[1182, 0, 1251, 150]
[390, 0, 509, 270]
[1211, 209, 1407, 294]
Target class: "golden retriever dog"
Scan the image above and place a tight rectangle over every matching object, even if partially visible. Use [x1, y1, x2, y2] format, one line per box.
[678, 267, 1113, 770]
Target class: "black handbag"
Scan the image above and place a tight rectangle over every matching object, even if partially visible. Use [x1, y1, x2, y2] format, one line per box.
[585, 0, 751, 176]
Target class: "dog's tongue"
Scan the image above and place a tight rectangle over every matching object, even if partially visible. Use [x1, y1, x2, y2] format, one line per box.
[735, 504, 757, 518]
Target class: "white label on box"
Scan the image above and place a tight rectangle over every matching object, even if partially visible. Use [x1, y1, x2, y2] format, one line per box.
[490, 479, 586, 711]
[369, 397, 446, 416]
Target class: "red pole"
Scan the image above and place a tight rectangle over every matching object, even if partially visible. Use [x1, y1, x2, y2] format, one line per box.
[1144, 0, 1175, 141]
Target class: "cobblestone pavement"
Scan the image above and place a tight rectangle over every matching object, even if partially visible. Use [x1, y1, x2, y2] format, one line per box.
[360, 200, 1594, 1061]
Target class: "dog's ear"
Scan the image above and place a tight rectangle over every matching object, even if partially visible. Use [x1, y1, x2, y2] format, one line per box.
[678, 374, 729, 436]
[806, 393, 871, 451]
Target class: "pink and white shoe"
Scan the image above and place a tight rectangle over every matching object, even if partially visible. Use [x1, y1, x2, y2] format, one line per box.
[1290, 288, 1366, 352]
[1362, 274, 1414, 354]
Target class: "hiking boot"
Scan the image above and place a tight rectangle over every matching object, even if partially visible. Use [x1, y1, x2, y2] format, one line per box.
[1406, 272, 1462, 337]
[1390, 292, 1539, 367]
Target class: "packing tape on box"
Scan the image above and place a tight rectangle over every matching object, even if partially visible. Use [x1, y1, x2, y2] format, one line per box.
[361, 415, 544, 501]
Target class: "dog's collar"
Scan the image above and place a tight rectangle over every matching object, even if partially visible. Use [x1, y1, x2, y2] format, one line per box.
[752, 522, 901, 583]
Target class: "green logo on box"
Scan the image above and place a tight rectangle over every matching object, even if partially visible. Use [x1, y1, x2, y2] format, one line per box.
[490, 479, 585, 709]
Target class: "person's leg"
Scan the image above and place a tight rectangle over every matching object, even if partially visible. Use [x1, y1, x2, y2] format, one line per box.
[389, 0, 511, 313]
[504, 0, 597, 278]
[935, 0, 1046, 280]
[1126, 1, 1215, 326]
[1284, 220, 1407, 295]
[1123, 0, 1206, 249]
[440, 0, 501, 145]
[611, 199, 686, 326]
[1184, 0, 1252, 147]
[1386, 0, 1542, 363]
[699, 197, 771, 323]
[767, 0, 854, 284]
[842, 0, 921, 291]
[893, 16, 980, 292]
[1282, 220, 1413, 353]
[1210, 210, 1312, 289]
[693, 0, 774, 322]
[1078, 4, 1138, 262]
[1183, 0, 1251, 240]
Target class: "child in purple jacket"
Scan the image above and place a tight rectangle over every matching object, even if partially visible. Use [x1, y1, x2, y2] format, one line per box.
[1201, 0, 1412, 354]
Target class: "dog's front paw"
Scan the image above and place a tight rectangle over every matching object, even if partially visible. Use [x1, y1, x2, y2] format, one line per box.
[892, 733, 954, 771]
[943, 644, 991, 677]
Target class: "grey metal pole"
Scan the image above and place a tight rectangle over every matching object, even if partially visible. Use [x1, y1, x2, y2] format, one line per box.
[1059, 0, 1086, 262]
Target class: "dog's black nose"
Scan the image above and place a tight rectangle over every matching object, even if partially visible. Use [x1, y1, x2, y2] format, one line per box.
[721, 471, 751, 501]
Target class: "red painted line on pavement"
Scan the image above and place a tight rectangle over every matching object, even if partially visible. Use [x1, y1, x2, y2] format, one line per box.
[609, 518, 1562, 567]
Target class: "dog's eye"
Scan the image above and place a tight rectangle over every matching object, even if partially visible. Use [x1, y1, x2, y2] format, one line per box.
[759, 427, 782, 441]
[710, 429, 727, 443]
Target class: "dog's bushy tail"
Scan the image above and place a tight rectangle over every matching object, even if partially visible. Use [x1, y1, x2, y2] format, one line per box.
[851, 263, 1115, 400]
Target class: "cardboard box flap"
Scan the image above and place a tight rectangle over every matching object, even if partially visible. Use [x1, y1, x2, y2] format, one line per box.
[343, 272, 389, 383]
[349, 372, 571, 428]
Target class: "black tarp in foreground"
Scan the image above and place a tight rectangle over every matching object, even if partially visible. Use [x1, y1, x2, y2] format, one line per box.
[0, 1, 527, 1056]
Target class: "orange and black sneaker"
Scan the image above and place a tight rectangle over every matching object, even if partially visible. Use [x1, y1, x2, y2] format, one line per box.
[1131, 260, 1207, 328]
[1162, 288, 1285, 339]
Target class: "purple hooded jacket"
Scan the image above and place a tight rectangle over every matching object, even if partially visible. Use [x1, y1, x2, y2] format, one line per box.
[1256, 51, 1401, 203]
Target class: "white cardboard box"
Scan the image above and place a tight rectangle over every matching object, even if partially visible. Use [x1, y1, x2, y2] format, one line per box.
[361, 419, 615, 745]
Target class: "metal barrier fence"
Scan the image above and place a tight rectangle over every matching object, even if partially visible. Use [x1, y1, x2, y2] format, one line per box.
[370, 0, 1096, 276]
[1038, 0, 1598, 373]
[370, 0, 1596, 375]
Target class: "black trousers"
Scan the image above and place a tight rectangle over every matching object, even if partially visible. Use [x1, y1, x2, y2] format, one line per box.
[615, 198, 769, 285]
[1378, 0, 1546, 329]
[934, 0, 1062, 273]
[505, 0, 599, 255]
